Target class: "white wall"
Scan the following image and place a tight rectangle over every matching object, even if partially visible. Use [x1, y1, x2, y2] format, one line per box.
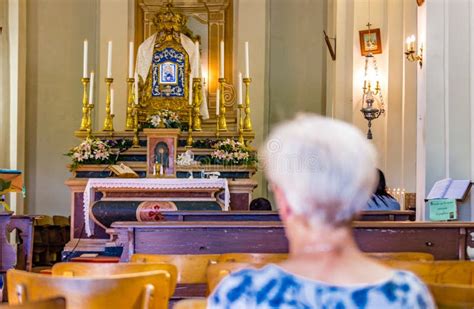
[419, 0, 473, 220]
[25, 0, 98, 215]
[327, 0, 418, 196]
[2, 0, 27, 213]
[268, 0, 327, 124]
[0, 0, 10, 169]
[234, 0, 268, 199]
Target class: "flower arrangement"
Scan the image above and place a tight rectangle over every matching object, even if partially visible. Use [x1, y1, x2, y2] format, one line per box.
[210, 139, 256, 166]
[66, 138, 132, 171]
[144, 110, 182, 129]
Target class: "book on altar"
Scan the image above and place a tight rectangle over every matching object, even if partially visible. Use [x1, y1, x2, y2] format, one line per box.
[109, 163, 139, 178]
[426, 178, 472, 201]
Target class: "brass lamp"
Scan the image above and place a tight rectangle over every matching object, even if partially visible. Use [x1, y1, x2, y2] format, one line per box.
[405, 35, 423, 68]
[360, 53, 384, 140]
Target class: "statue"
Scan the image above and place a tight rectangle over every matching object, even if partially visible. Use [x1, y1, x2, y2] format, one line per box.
[135, 4, 209, 120]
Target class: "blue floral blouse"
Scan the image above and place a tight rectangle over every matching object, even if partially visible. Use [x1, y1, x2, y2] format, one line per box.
[208, 264, 434, 309]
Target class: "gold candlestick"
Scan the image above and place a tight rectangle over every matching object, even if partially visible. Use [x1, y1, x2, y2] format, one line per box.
[243, 77, 253, 132]
[86, 103, 94, 139]
[132, 103, 140, 148]
[192, 78, 202, 131]
[186, 103, 193, 148]
[238, 104, 245, 144]
[218, 78, 227, 131]
[125, 77, 135, 131]
[79, 77, 90, 131]
[103, 78, 114, 131]
[216, 114, 220, 138]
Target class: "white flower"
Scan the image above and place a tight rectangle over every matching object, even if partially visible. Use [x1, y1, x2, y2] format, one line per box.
[150, 115, 162, 128]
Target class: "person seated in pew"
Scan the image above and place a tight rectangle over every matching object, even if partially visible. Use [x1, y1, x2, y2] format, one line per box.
[208, 114, 434, 309]
[249, 198, 272, 211]
[365, 169, 401, 211]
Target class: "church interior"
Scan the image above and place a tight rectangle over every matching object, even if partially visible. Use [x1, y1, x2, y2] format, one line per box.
[0, 0, 474, 308]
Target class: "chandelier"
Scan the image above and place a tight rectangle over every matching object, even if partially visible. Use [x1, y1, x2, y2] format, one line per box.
[360, 52, 384, 140]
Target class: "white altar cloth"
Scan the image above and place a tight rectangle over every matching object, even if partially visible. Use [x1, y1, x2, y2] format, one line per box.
[83, 178, 230, 236]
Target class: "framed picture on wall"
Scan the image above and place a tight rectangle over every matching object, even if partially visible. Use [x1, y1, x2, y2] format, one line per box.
[144, 129, 180, 177]
[359, 28, 382, 56]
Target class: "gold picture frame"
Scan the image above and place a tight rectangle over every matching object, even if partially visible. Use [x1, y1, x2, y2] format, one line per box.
[359, 28, 382, 56]
[144, 129, 180, 178]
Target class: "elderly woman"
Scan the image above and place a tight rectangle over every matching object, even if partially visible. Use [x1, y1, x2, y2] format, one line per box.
[208, 115, 433, 308]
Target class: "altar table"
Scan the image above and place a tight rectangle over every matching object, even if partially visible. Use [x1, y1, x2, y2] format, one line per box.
[108, 221, 474, 261]
[83, 178, 230, 236]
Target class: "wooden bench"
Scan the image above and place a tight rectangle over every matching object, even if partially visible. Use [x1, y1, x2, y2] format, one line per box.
[0, 212, 35, 302]
[108, 221, 474, 261]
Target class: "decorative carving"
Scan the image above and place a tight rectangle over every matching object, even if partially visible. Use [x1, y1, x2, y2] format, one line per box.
[222, 82, 235, 106]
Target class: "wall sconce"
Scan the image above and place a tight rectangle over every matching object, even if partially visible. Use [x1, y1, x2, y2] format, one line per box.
[360, 53, 385, 140]
[405, 35, 423, 68]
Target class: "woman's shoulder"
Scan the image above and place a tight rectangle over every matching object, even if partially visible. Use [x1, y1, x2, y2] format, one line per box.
[364, 270, 434, 308]
[208, 266, 434, 309]
[208, 264, 297, 307]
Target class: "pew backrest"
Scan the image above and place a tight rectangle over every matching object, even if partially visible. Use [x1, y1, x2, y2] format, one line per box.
[218, 253, 288, 264]
[7, 269, 171, 309]
[131, 254, 220, 284]
[51, 262, 177, 297]
[367, 252, 434, 262]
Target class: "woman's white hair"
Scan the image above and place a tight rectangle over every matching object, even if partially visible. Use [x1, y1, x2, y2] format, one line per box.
[261, 114, 378, 226]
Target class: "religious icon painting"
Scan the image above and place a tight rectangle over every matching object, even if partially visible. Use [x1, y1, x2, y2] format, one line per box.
[359, 28, 382, 56]
[144, 129, 180, 177]
[159, 62, 178, 85]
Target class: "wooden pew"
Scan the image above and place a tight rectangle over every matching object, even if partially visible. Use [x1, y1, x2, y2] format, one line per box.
[109, 221, 288, 262]
[51, 262, 178, 298]
[0, 212, 35, 273]
[107, 221, 474, 261]
[7, 269, 172, 309]
[108, 221, 474, 261]
[0, 212, 35, 302]
[0, 297, 66, 309]
[131, 254, 219, 302]
[384, 260, 474, 285]
[428, 283, 474, 308]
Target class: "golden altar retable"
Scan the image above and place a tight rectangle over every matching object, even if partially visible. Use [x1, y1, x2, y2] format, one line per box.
[65, 1, 258, 254]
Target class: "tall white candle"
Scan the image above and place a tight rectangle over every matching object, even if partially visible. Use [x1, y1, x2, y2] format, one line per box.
[128, 42, 134, 79]
[107, 41, 113, 78]
[216, 88, 220, 116]
[83, 40, 88, 78]
[88, 72, 94, 105]
[244, 41, 250, 78]
[219, 41, 224, 78]
[110, 88, 115, 115]
[195, 41, 200, 78]
[134, 72, 139, 105]
[237, 72, 243, 106]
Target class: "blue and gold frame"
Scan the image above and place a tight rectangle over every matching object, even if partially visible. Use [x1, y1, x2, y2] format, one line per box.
[141, 40, 191, 116]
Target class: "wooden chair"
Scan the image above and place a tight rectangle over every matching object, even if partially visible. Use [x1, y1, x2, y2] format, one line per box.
[131, 254, 220, 284]
[207, 262, 264, 294]
[428, 283, 474, 308]
[0, 297, 65, 309]
[173, 299, 207, 309]
[51, 262, 178, 297]
[367, 252, 434, 262]
[218, 253, 288, 264]
[7, 269, 172, 309]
